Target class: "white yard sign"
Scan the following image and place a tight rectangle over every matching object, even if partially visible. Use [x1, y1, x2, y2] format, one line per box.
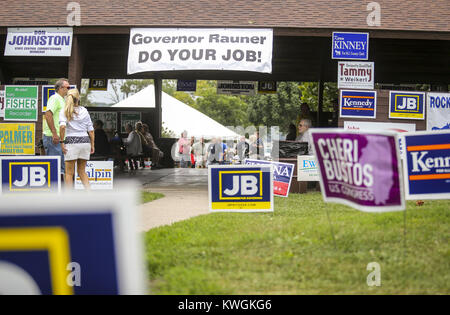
[75, 161, 114, 190]
[338, 61, 374, 90]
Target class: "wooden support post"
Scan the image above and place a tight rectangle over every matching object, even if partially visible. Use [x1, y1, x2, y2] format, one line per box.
[68, 35, 84, 89]
[154, 77, 162, 139]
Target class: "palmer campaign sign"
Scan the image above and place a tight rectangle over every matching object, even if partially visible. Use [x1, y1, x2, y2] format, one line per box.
[402, 131, 450, 200]
[310, 129, 404, 212]
[128, 28, 273, 74]
[244, 159, 294, 197]
[208, 165, 273, 212]
[0, 187, 147, 295]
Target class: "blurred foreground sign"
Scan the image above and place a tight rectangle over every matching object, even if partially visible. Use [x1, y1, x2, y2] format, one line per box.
[0, 186, 146, 294]
[402, 131, 450, 200]
[209, 165, 273, 212]
[310, 129, 405, 212]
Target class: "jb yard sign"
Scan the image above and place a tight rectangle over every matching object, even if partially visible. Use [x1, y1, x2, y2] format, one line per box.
[0, 187, 147, 295]
[208, 165, 273, 212]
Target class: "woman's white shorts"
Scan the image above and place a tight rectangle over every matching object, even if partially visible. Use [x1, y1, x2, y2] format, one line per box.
[64, 137, 91, 161]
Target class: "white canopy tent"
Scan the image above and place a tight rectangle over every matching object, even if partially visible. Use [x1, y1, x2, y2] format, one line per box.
[112, 85, 240, 139]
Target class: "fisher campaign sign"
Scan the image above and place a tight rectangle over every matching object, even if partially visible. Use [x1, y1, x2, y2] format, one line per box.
[4, 86, 38, 121]
[310, 129, 404, 212]
[332, 32, 369, 60]
[208, 165, 273, 212]
[338, 61, 374, 90]
[402, 131, 450, 200]
[244, 159, 294, 197]
[128, 28, 273, 74]
[427, 92, 450, 131]
[340, 90, 377, 119]
[389, 91, 425, 120]
[5, 27, 73, 57]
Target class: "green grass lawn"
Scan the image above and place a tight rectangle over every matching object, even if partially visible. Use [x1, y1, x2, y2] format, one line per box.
[141, 191, 165, 204]
[144, 192, 449, 295]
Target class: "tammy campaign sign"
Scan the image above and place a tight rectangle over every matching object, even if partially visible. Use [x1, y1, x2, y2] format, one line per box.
[4, 86, 38, 121]
[244, 159, 294, 197]
[297, 155, 320, 181]
[0, 156, 61, 193]
[0, 187, 147, 294]
[208, 165, 273, 212]
[128, 28, 273, 74]
[310, 129, 405, 212]
[5, 27, 73, 57]
[0, 123, 35, 155]
[402, 131, 450, 200]
[42, 85, 76, 112]
[389, 91, 426, 120]
[217, 80, 257, 96]
[340, 90, 377, 119]
[338, 61, 374, 90]
[427, 92, 450, 131]
[332, 32, 369, 60]
[75, 161, 113, 190]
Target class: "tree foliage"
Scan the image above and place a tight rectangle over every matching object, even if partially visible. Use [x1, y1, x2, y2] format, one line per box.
[298, 82, 338, 112]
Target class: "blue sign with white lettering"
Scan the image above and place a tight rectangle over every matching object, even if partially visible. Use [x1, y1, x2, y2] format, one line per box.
[42, 85, 76, 112]
[177, 80, 197, 92]
[208, 165, 273, 212]
[0, 156, 60, 193]
[403, 131, 450, 200]
[332, 32, 369, 60]
[340, 90, 377, 118]
[244, 159, 294, 197]
[389, 91, 425, 120]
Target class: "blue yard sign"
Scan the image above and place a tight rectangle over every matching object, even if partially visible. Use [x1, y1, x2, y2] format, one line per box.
[208, 165, 273, 212]
[0, 156, 61, 193]
[389, 91, 426, 120]
[176, 80, 197, 92]
[402, 130, 450, 200]
[340, 90, 377, 119]
[0, 187, 147, 295]
[332, 32, 369, 60]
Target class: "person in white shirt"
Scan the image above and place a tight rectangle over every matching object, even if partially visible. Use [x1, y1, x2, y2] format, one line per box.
[59, 88, 95, 189]
[295, 118, 312, 155]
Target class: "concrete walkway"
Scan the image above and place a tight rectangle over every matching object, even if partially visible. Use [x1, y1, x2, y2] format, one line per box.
[116, 168, 210, 231]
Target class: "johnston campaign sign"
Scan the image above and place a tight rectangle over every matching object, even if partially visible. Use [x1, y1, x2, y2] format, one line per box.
[310, 129, 404, 212]
[128, 28, 273, 74]
[427, 92, 450, 131]
[340, 90, 377, 119]
[332, 32, 369, 60]
[244, 159, 294, 197]
[402, 131, 450, 200]
[208, 165, 273, 212]
[4, 27, 73, 57]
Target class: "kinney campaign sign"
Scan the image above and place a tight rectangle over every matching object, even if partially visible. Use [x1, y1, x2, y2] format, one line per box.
[310, 129, 404, 212]
[332, 32, 369, 60]
[244, 159, 294, 197]
[128, 28, 273, 74]
[402, 131, 450, 200]
[340, 90, 377, 119]
[5, 27, 73, 57]
[338, 61, 374, 90]
[427, 92, 450, 131]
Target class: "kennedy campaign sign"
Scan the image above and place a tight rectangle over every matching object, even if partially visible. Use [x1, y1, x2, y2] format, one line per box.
[427, 92, 450, 131]
[0, 187, 147, 294]
[310, 129, 404, 212]
[0, 156, 61, 193]
[209, 165, 273, 212]
[332, 32, 369, 60]
[340, 90, 377, 119]
[389, 91, 426, 120]
[128, 28, 273, 74]
[244, 159, 294, 197]
[402, 131, 450, 200]
[5, 27, 73, 57]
